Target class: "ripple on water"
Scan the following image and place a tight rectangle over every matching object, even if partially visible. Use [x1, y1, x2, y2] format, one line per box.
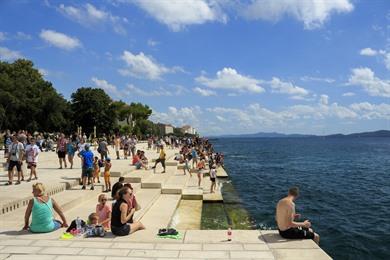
[213, 137, 390, 260]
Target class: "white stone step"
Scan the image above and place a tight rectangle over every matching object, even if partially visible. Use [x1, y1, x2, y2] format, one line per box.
[139, 194, 181, 229]
[0, 188, 101, 229]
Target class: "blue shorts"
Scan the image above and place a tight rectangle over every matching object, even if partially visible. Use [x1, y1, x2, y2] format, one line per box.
[135, 162, 142, 169]
[53, 220, 61, 230]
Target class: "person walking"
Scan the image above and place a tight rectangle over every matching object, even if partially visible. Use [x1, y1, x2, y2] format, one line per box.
[56, 133, 67, 169]
[26, 137, 40, 181]
[152, 145, 166, 173]
[98, 138, 109, 161]
[66, 136, 76, 169]
[114, 135, 121, 160]
[6, 135, 25, 185]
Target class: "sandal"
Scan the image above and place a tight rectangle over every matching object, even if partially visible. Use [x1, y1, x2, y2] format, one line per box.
[15, 181, 21, 185]
[5, 181, 12, 185]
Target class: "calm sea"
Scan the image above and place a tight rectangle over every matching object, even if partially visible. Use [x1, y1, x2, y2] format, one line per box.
[212, 137, 390, 260]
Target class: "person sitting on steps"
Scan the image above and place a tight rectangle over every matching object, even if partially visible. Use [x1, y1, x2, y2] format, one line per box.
[276, 187, 320, 244]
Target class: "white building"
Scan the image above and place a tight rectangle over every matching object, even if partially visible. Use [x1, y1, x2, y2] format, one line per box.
[158, 123, 174, 135]
[181, 125, 197, 135]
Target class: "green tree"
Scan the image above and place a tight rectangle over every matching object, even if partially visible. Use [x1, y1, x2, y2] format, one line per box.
[0, 59, 71, 132]
[70, 87, 116, 135]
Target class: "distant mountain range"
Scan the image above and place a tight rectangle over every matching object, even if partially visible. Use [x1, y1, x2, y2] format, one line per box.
[215, 130, 390, 138]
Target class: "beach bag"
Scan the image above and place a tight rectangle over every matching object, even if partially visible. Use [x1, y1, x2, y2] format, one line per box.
[66, 219, 86, 233]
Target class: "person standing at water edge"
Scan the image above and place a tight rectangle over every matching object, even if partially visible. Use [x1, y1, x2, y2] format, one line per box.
[276, 187, 320, 244]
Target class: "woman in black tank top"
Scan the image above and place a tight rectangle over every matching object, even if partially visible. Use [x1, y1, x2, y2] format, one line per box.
[110, 187, 145, 236]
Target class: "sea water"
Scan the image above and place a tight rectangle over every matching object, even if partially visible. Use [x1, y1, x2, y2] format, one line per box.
[210, 137, 390, 260]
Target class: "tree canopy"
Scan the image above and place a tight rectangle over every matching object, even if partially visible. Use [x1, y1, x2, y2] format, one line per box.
[0, 59, 183, 137]
[0, 59, 70, 132]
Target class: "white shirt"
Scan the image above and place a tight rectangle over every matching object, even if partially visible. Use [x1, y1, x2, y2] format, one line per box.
[78, 143, 86, 152]
[26, 144, 40, 163]
[8, 142, 24, 161]
[210, 169, 217, 178]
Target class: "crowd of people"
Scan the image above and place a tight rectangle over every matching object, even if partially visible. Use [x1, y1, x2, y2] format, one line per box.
[3, 130, 320, 244]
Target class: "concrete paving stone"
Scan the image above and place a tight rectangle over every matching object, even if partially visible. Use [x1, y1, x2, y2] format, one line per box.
[202, 243, 243, 251]
[113, 229, 185, 243]
[130, 249, 179, 258]
[40, 246, 83, 255]
[0, 239, 34, 246]
[272, 248, 332, 260]
[260, 230, 318, 249]
[6, 255, 56, 260]
[105, 257, 155, 260]
[0, 245, 42, 254]
[55, 256, 105, 260]
[32, 240, 72, 247]
[111, 242, 155, 249]
[179, 250, 229, 259]
[230, 250, 275, 259]
[79, 248, 130, 257]
[155, 243, 202, 250]
[243, 244, 271, 251]
[0, 254, 9, 260]
[69, 241, 113, 248]
[185, 230, 265, 244]
[157, 259, 206, 260]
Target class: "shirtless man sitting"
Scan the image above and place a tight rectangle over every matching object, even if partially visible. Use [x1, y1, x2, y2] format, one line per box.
[276, 187, 320, 244]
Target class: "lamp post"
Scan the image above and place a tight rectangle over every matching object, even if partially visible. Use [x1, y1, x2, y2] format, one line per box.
[94, 126, 96, 139]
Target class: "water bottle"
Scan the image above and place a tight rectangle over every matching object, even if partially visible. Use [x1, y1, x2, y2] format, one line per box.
[75, 217, 81, 235]
[227, 227, 232, 241]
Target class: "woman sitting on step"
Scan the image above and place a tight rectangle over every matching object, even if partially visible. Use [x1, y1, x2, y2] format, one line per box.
[23, 183, 68, 233]
[111, 186, 145, 236]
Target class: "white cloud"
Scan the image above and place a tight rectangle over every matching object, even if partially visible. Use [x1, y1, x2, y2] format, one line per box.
[58, 3, 127, 35]
[342, 92, 355, 97]
[359, 47, 390, 70]
[300, 75, 335, 83]
[193, 87, 216, 96]
[269, 77, 309, 99]
[241, 0, 353, 30]
[196, 67, 265, 93]
[349, 102, 390, 120]
[0, 46, 23, 61]
[319, 94, 329, 106]
[126, 84, 185, 96]
[151, 106, 202, 130]
[0, 32, 6, 41]
[119, 51, 183, 80]
[360, 47, 378, 56]
[132, 0, 227, 31]
[38, 68, 49, 77]
[147, 39, 159, 47]
[348, 67, 390, 97]
[385, 53, 390, 71]
[91, 77, 120, 97]
[40, 29, 81, 50]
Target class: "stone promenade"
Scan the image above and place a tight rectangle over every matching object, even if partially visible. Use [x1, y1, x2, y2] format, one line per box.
[0, 143, 332, 259]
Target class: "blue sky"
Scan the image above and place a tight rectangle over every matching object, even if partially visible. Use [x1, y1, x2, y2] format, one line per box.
[0, 0, 389, 135]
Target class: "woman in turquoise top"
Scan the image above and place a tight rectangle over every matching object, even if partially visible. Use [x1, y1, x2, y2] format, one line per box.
[23, 183, 68, 233]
